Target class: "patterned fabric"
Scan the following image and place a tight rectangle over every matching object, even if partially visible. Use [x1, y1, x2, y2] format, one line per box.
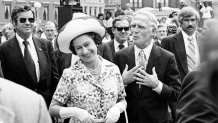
[138, 50, 147, 89]
[138, 50, 147, 70]
[187, 36, 196, 71]
[53, 56, 126, 122]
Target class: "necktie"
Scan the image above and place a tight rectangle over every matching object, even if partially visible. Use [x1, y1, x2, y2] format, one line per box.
[23, 40, 37, 83]
[187, 36, 196, 72]
[138, 50, 147, 70]
[138, 50, 147, 89]
[118, 44, 125, 50]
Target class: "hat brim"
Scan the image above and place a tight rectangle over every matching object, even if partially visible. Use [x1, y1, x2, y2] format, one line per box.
[57, 17, 105, 53]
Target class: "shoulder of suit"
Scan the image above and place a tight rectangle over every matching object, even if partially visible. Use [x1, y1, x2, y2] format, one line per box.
[156, 45, 175, 57]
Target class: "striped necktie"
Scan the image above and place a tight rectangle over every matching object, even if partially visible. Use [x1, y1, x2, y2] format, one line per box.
[187, 36, 197, 71]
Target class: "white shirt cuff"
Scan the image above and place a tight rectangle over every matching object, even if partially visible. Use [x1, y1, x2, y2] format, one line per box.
[152, 81, 163, 94]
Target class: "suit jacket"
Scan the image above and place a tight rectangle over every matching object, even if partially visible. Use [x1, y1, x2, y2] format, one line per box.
[106, 39, 133, 62]
[176, 63, 218, 123]
[0, 78, 52, 123]
[154, 40, 161, 47]
[161, 31, 202, 81]
[114, 45, 181, 123]
[0, 36, 59, 107]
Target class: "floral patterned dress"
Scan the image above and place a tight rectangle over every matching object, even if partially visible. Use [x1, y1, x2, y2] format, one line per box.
[53, 56, 126, 122]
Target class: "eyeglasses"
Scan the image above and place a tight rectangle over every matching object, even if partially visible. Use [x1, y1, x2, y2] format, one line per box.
[115, 27, 130, 31]
[18, 18, 35, 23]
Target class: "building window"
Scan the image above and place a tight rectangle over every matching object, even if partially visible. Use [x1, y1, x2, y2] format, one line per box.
[89, 7, 92, 15]
[5, 4, 11, 19]
[139, 0, 142, 7]
[94, 7, 97, 17]
[84, 6, 87, 14]
[99, 7, 102, 14]
[43, 6, 49, 21]
[54, 7, 58, 22]
[130, 0, 133, 8]
[134, 0, 138, 8]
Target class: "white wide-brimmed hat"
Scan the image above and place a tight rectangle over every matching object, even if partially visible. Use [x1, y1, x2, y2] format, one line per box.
[57, 14, 105, 53]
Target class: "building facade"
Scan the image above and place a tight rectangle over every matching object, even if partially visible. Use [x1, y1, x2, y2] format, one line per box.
[0, 0, 60, 30]
[81, 0, 105, 17]
[0, 0, 106, 31]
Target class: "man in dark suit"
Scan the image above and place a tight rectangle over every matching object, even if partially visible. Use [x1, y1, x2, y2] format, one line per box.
[114, 8, 181, 123]
[176, 19, 218, 123]
[106, 15, 132, 60]
[0, 5, 59, 107]
[161, 7, 201, 81]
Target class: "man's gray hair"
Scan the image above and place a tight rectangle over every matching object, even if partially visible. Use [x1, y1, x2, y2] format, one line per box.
[133, 8, 158, 29]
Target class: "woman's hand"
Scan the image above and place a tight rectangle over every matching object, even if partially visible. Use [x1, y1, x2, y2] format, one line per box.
[105, 105, 120, 123]
[59, 107, 95, 122]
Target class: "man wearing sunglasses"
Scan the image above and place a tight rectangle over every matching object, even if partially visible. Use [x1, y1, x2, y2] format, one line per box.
[105, 15, 132, 61]
[0, 5, 59, 108]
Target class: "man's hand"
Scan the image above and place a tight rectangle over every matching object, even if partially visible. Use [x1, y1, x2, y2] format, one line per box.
[134, 67, 159, 89]
[122, 64, 140, 86]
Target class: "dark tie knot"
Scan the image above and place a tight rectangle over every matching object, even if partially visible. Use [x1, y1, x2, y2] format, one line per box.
[23, 40, 29, 46]
[118, 44, 125, 50]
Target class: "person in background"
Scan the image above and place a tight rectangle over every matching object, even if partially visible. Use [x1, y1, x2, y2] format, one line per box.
[176, 19, 218, 123]
[162, 7, 201, 122]
[114, 8, 181, 123]
[200, 1, 213, 26]
[115, 5, 125, 18]
[105, 15, 132, 61]
[49, 16, 126, 123]
[104, 11, 113, 40]
[44, 21, 58, 50]
[162, 6, 201, 81]
[154, 24, 168, 46]
[124, 3, 134, 18]
[0, 5, 59, 107]
[0, 78, 52, 123]
[0, 23, 16, 43]
[97, 13, 104, 25]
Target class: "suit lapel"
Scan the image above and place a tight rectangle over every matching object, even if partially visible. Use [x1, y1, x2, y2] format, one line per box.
[174, 32, 188, 74]
[108, 40, 115, 57]
[7, 37, 35, 83]
[33, 37, 47, 82]
[138, 45, 161, 94]
[126, 45, 136, 69]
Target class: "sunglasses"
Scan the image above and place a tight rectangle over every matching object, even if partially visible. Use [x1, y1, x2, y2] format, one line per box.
[115, 27, 130, 31]
[18, 18, 35, 23]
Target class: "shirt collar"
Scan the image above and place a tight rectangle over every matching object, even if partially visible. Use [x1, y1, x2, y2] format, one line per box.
[181, 30, 196, 40]
[114, 39, 128, 50]
[16, 33, 34, 47]
[134, 39, 154, 60]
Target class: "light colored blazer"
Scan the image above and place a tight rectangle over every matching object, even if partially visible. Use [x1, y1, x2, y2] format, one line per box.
[0, 78, 52, 123]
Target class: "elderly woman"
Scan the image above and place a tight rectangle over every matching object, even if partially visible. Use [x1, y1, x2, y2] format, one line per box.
[49, 16, 127, 123]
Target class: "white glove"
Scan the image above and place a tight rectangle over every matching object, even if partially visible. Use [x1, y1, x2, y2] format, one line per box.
[105, 100, 127, 123]
[59, 107, 95, 122]
[105, 105, 120, 123]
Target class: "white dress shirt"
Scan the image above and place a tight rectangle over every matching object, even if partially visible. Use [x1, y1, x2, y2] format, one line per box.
[134, 40, 163, 94]
[114, 39, 128, 52]
[182, 31, 200, 66]
[16, 33, 40, 81]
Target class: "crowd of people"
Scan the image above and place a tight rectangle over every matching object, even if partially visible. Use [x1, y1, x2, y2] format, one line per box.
[0, 2, 218, 123]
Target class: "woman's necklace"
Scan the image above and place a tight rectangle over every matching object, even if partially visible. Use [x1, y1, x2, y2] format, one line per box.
[87, 59, 101, 75]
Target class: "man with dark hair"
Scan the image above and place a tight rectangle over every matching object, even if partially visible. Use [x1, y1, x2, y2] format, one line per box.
[105, 15, 132, 61]
[0, 5, 59, 107]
